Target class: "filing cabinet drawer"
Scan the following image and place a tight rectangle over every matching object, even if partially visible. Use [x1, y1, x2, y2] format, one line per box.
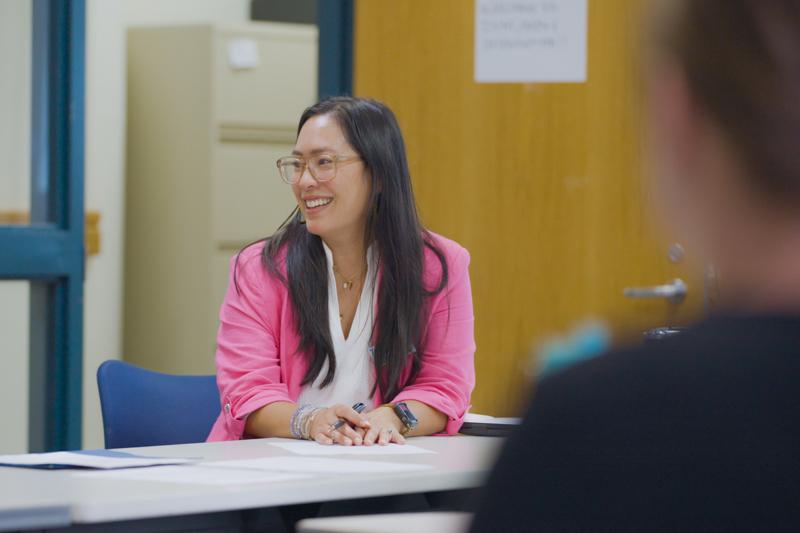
[212, 141, 297, 246]
[215, 25, 317, 127]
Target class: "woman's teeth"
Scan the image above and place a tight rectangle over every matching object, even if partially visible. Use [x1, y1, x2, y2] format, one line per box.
[306, 198, 332, 208]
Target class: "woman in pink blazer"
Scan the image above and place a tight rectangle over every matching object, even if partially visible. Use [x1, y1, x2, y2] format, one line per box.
[207, 97, 475, 445]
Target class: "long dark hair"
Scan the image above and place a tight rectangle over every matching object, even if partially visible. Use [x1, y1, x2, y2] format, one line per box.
[258, 97, 448, 401]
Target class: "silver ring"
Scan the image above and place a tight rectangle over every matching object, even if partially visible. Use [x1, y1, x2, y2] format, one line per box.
[387, 428, 394, 435]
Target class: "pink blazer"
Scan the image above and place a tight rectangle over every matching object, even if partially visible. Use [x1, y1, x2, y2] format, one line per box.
[207, 232, 476, 441]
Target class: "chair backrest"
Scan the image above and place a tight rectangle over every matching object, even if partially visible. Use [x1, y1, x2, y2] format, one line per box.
[96, 360, 220, 449]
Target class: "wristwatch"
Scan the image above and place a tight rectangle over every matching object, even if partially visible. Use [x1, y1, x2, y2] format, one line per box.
[392, 402, 418, 435]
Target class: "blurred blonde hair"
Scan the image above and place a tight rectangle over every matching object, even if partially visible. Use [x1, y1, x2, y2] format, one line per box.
[648, 0, 800, 202]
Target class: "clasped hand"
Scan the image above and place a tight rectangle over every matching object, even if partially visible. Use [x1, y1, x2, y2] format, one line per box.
[309, 404, 406, 446]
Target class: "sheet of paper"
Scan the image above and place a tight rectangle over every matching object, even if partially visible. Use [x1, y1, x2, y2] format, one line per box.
[266, 440, 435, 456]
[75, 465, 313, 485]
[475, 0, 588, 83]
[464, 413, 522, 425]
[205, 456, 433, 475]
[0, 451, 195, 470]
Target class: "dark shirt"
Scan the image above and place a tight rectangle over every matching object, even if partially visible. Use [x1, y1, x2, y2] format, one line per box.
[471, 315, 800, 532]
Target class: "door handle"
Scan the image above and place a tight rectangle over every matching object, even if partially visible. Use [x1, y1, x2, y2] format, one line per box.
[623, 278, 687, 304]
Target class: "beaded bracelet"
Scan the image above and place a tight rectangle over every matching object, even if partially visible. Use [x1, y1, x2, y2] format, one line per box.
[301, 407, 325, 440]
[290, 405, 314, 439]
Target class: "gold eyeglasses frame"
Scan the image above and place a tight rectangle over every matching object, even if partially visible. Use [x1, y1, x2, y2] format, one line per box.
[276, 153, 361, 184]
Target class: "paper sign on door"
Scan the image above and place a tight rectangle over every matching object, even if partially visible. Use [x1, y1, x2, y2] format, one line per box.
[475, 0, 588, 83]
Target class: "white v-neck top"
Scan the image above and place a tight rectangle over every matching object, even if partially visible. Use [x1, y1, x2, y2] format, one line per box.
[296, 242, 378, 410]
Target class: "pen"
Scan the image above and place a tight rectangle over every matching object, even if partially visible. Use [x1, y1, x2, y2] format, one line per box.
[331, 402, 366, 431]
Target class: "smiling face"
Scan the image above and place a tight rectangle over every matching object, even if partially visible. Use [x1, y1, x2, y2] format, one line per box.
[291, 114, 372, 244]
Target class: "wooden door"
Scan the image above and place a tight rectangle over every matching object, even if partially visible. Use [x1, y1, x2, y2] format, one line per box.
[354, 0, 703, 416]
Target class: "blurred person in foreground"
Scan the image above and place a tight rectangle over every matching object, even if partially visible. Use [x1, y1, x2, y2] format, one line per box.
[471, 0, 800, 530]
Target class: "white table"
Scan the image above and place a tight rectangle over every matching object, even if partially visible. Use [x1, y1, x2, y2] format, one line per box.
[0, 436, 501, 531]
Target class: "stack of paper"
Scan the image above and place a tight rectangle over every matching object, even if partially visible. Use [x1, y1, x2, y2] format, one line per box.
[205, 456, 433, 474]
[0, 451, 195, 470]
[267, 440, 435, 456]
[74, 456, 433, 486]
[75, 465, 312, 485]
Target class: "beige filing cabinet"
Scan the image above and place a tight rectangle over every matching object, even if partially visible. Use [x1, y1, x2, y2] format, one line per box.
[124, 23, 316, 375]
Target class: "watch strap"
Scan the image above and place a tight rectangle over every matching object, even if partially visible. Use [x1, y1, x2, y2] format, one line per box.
[380, 402, 418, 434]
[392, 402, 418, 434]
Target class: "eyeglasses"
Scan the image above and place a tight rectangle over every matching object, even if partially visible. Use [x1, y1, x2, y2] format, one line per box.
[276, 153, 361, 184]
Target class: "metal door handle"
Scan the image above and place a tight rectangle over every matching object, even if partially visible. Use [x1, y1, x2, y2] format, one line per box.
[623, 278, 687, 304]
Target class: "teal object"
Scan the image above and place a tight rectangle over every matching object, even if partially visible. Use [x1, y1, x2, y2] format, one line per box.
[538, 324, 611, 380]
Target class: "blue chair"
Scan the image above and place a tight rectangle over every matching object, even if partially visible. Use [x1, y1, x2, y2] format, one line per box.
[97, 360, 220, 449]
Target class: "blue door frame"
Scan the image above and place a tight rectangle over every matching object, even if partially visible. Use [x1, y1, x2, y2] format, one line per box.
[0, 0, 85, 452]
[317, 0, 353, 98]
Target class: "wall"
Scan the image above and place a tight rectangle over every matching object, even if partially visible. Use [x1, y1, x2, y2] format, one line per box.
[0, 0, 249, 453]
[0, 0, 30, 212]
[0, 0, 32, 454]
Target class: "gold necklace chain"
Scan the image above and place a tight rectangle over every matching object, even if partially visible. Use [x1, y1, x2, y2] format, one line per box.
[333, 263, 366, 291]
[334, 264, 366, 322]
